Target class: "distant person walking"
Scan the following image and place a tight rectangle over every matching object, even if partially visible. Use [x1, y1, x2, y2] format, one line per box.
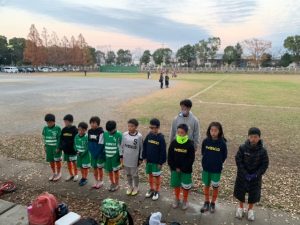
[159, 72, 164, 89]
[170, 99, 200, 151]
[165, 74, 170, 88]
[147, 70, 151, 79]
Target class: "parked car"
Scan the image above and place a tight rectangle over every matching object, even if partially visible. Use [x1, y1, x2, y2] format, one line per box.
[51, 67, 58, 72]
[41, 67, 49, 72]
[3, 66, 18, 73]
[18, 67, 27, 73]
[25, 67, 34, 73]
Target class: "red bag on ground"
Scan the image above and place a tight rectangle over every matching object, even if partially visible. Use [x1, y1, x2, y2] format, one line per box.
[28, 192, 58, 225]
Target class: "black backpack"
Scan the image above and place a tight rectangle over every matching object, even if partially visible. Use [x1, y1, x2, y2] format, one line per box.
[74, 218, 99, 225]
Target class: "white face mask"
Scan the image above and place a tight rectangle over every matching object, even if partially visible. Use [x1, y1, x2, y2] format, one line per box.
[181, 110, 189, 116]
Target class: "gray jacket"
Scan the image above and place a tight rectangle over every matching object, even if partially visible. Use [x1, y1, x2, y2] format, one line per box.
[170, 111, 200, 149]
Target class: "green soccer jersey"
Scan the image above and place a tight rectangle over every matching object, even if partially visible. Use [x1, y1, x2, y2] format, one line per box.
[100, 131, 122, 158]
[74, 133, 88, 153]
[42, 125, 61, 148]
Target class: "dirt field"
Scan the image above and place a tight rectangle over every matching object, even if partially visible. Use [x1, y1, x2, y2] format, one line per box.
[0, 72, 300, 216]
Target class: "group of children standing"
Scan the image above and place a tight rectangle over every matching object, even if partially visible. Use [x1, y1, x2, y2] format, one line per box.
[42, 113, 269, 221]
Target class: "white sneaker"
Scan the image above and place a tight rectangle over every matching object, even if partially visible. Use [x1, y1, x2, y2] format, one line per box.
[247, 209, 255, 221]
[96, 181, 104, 188]
[235, 207, 244, 219]
[53, 172, 62, 181]
[73, 175, 79, 182]
[152, 191, 159, 201]
[49, 174, 56, 181]
[145, 189, 154, 198]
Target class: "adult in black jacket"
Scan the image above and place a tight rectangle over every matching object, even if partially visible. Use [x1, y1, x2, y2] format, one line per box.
[234, 127, 269, 221]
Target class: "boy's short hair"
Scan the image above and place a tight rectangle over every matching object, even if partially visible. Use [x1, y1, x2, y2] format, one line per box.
[63, 114, 74, 122]
[248, 127, 261, 137]
[89, 116, 101, 126]
[78, 122, 88, 130]
[45, 113, 55, 122]
[106, 120, 117, 132]
[180, 99, 192, 108]
[128, 118, 139, 127]
[150, 118, 160, 128]
[177, 123, 189, 133]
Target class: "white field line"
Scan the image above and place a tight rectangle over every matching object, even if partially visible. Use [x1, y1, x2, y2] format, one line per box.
[188, 75, 230, 100]
[198, 100, 300, 110]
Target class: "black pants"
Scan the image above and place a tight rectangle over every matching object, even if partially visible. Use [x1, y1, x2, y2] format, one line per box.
[160, 82, 163, 89]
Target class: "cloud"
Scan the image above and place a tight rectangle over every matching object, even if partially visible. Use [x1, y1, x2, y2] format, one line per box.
[3, 0, 209, 47]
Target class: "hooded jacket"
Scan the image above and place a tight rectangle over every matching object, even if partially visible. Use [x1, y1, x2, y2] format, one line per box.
[170, 111, 200, 149]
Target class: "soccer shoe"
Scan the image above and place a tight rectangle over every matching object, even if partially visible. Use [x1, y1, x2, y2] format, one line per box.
[209, 202, 216, 213]
[131, 187, 139, 196]
[79, 178, 88, 186]
[53, 172, 62, 181]
[235, 207, 244, 219]
[152, 191, 159, 201]
[112, 184, 119, 192]
[200, 201, 210, 213]
[108, 183, 115, 192]
[182, 201, 189, 210]
[49, 174, 56, 181]
[145, 189, 154, 198]
[65, 175, 74, 181]
[126, 187, 133, 195]
[172, 199, 180, 209]
[96, 181, 104, 189]
[247, 209, 255, 221]
[73, 175, 79, 182]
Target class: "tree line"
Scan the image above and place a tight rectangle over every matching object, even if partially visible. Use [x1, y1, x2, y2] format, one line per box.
[0, 24, 299, 68]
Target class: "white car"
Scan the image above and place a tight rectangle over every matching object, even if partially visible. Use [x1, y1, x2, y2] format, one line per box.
[41, 67, 49, 72]
[3, 66, 18, 73]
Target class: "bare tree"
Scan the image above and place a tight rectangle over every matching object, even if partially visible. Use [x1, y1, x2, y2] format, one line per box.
[242, 38, 272, 68]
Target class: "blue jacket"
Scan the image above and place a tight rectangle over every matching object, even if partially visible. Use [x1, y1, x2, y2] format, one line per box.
[142, 132, 166, 165]
[88, 127, 104, 159]
[201, 138, 227, 173]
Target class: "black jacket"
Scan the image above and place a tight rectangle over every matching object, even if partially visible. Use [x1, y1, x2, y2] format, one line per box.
[201, 138, 227, 173]
[59, 125, 78, 155]
[88, 127, 104, 159]
[168, 139, 195, 173]
[234, 140, 269, 203]
[142, 133, 166, 165]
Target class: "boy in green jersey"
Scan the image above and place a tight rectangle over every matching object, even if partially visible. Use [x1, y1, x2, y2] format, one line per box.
[42, 113, 62, 181]
[99, 120, 122, 192]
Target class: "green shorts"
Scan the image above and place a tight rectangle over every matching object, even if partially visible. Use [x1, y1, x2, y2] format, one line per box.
[146, 163, 161, 176]
[170, 171, 192, 189]
[64, 153, 77, 162]
[202, 170, 221, 187]
[104, 154, 121, 172]
[77, 152, 91, 168]
[45, 146, 62, 162]
[91, 156, 105, 169]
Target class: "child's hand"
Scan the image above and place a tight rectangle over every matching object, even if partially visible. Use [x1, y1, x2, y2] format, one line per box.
[157, 164, 162, 170]
[176, 168, 181, 172]
[56, 149, 60, 153]
[144, 159, 147, 164]
[120, 159, 124, 168]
